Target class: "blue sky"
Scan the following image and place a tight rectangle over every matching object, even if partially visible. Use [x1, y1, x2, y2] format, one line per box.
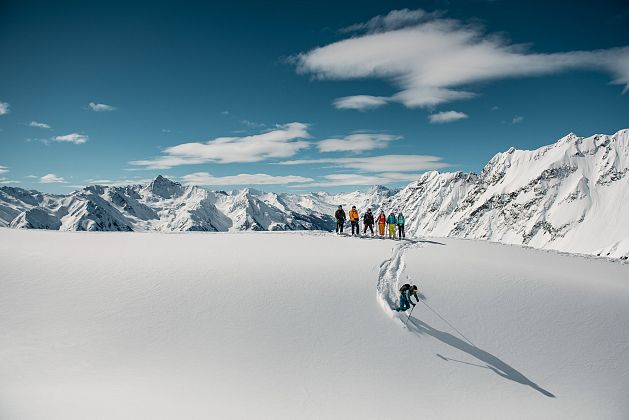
[1, 0, 628, 193]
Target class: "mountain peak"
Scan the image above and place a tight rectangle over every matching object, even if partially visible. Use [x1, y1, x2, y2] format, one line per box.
[146, 175, 183, 199]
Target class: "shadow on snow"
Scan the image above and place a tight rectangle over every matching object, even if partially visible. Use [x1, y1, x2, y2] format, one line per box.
[405, 315, 556, 398]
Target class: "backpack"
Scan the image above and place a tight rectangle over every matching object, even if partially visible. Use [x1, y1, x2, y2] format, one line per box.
[399, 283, 411, 293]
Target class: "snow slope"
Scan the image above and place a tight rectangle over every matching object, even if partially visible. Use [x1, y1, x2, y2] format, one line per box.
[1, 229, 628, 419]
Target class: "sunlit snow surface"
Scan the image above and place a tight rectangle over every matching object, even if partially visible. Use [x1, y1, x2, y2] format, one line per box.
[1, 229, 628, 419]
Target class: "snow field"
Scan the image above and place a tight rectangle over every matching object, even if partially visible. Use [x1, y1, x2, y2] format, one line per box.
[1, 228, 628, 419]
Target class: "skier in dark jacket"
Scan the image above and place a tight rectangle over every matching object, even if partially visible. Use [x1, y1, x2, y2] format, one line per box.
[395, 284, 419, 312]
[363, 208, 375, 236]
[335, 205, 346, 234]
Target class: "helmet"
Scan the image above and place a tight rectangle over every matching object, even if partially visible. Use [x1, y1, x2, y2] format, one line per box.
[352, 205, 356, 208]
[338, 205, 342, 208]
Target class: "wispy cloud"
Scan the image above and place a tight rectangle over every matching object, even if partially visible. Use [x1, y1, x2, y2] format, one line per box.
[0, 101, 10, 115]
[181, 172, 314, 186]
[40, 173, 66, 183]
[88, 102, 116, 112]
[84, 178, 152, 186]
[317, 133, 401, 153]
[130, 123, 311, 169]
[512, 115, 524, 124]
[52, 133, 88, 144]
[30, 121, 51, 129]
[294, 8, 629, 109]
[241, 120, 266, 129]
[279, 154, 448, 172]
[341, 8, 442, 33]
[428, 110, 468, 124]
[0, 166, 21, 184]
[0, 179, 20, 184]
[295, 172, 421, 188]
[333, 95, 389, 111]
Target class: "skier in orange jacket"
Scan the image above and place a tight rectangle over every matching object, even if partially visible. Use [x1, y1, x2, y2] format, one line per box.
[349, 206, 360, 236]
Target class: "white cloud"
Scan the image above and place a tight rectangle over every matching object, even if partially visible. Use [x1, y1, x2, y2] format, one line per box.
[52, 133, 88, 144]
[241, 120, 266, 129]
[130, 123, 311, 169]
[181, 172, 314, 186]
[428, 110, 468, 124]
[295, 9, 629, 108]
[512, 115, 524, 124]
[333, 95, 389, 110]
[295, 172, 421, 188]
[88, 102, 116, 112]
[0, 178, 20, 184]
[30, 121, 51, 129]
[0, 167, 18, 184]
[279, 154, 448, 172]
[84, 178, 152, 186]
[341, 8, 442, 33]
[491, 105, 499, 111]
[40, 173, 66, 183]
[317, 133, 400, 153]
[0, 101, 10, 115]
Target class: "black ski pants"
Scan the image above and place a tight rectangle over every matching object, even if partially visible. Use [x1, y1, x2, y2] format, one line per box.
[364, 223, 374, 235]
[398, 225, 405, 238]
[351, 220, 360, 235]
[336, 220, 345, 233]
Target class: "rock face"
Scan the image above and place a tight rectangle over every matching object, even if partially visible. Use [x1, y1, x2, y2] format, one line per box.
[1, 129, 627, 259]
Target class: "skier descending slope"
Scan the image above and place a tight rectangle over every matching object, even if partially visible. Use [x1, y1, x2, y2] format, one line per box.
[387, 212, 397, 239]
[395, 284, 419, 312]
[377, 211, 386, 237]
[335, 205, 346, 234]
[349, 206, 360, 236]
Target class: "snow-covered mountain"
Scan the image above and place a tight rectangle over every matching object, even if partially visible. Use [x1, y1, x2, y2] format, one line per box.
[382, 129, 629, 259]
[1, 129, 627, 259]
[0, 175, 390, 233]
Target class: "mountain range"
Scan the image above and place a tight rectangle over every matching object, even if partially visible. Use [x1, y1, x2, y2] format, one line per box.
[1, 129, 627, 259]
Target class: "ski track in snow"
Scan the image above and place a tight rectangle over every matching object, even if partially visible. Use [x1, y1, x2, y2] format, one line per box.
[376, 239, 420, 315]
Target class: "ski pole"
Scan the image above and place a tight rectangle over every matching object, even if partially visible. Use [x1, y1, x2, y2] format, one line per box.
[404, 304, 416, 328]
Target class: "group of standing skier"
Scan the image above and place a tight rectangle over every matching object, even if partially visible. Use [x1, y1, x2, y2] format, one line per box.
[334, 205, 406, 239]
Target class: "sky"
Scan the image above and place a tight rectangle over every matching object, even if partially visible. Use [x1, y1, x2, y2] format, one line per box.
[1, 0, 628, 193]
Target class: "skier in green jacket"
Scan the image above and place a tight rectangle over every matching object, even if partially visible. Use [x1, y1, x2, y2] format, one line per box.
[397, 212, 406, 239]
